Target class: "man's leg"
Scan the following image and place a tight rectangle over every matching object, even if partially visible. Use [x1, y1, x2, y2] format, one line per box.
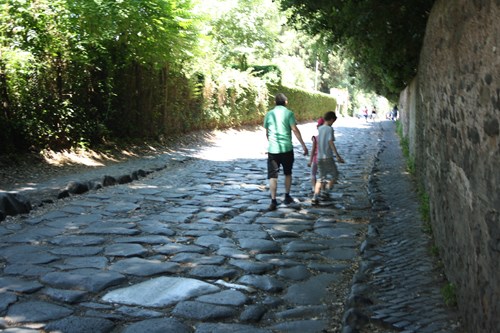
[267, 154, 280, 211]
[269, 177, 278, 200]
[285, 174, 292, 195]
[282, 151, 295, 204]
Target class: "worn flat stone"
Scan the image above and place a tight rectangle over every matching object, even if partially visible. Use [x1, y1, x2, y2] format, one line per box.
[103, 202, 140, 213]
[188, 265, 238, 279]
[194, 235, 235, 249]
[237, 275, 285, 292]
[315, 226, 358, 238]
[308, 263, 349, 273]
[238, 238, 281, 254]
[284, 274, 340, 305]
[270, 319, 328, 333]
[44, 316, 115, 333]
[41, 269, 126, 292]
[154, 243, 206, 254]
[80, 225, 139, 235]
[170, 253, 225, 265]
[49, 213, 103, 225]
[116, 306, 163, 318]
[284, 240, 328, 252]
[0, 292, 17, 312]
[196, 289, 249, 306]
[6, 251, 59, 265]
[229, 259, 273, 274]
[109, 257, 180, 276]
[196, 323, 271, 333]
[321, 247, 358, 260]
[0, 276, 43, 293]
[49, 246, 103, 256]
[158, 213, 193, 223]
[240, 304, 268, 323]
[54, 256, 108, 270]
[6, 301, 73, 323]
[114, 235, 172, 244]
[277, 265, 311, 281]
[49, 235, 105, 246]
[233, 230, 269, 239]
[266, 228, 300, 239]
[102, 276, 219, 307]
[104, 243, 148, 257]
[217, 246, 251, 259]
[122, 318, 192, 333]
[137, 223, 175, 236]
[172, 300, 237, 320]
[275, 305, 328, 319]
[42, 288, 87, 303]
[3, 264, 53, 276]
[254, 254, 301, 267]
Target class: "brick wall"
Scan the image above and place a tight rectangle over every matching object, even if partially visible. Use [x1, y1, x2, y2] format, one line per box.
[398, 1, 499, 332]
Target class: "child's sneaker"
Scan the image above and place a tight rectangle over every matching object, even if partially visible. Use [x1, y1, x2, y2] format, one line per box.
[284, 194, 294, 205]
[320, 191, 330, 200]
[311, 196, 319, 205]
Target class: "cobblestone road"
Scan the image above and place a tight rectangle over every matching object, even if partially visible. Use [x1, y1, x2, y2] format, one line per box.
[0, 118, 462, 332]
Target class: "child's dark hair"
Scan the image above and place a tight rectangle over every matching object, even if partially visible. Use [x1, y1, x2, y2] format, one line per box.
[275, 93, 288, 106]
[323, 111, 337, 122]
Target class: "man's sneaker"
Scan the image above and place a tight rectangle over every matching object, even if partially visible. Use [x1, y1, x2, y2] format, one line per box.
[284, 195, 294, 205]
[311, 197, 319, 205]
[269, 200, 278, 211]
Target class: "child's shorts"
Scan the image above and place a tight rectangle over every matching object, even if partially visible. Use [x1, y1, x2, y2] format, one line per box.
[317, 158, 338, 181]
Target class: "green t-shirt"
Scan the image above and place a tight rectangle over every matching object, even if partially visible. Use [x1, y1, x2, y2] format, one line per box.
[263, 105, 297, 154]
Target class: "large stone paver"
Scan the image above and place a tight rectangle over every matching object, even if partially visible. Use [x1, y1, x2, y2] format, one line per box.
[102, 276, 220, 307]
[0, 119, 460, 332]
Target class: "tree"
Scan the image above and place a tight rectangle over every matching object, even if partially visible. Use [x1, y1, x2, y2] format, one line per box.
[0, 0, 200, 152]
[194, 0, 283, 71]
[279, 0, 435, 99]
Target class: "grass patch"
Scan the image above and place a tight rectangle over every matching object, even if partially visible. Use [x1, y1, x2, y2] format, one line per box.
[430, 245, 439, 257]
[442, 283, 458, 307]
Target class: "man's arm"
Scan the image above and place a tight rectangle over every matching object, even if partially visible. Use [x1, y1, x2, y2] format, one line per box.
[291, 124, 309, 156]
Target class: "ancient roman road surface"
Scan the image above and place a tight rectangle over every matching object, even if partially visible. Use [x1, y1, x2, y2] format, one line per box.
[0, 118, 462, 332]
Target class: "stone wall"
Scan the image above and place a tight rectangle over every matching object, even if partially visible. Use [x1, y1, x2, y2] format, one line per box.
[398, 1, 500, 332]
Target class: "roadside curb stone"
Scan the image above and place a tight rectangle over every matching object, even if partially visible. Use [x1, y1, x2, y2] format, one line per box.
[342, 121, 463, 333]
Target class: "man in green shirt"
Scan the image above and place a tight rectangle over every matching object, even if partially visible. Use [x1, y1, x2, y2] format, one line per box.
[263, 93, 308, 211]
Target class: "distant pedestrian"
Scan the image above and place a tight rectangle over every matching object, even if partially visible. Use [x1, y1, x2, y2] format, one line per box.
[371, 106, 377, 121]
[308, 117, 325, 193]
[312, 111, 344, 205]
[391, 105, 398, 121]
[264, 93, 309, 211]
[363, 107, 369, 122]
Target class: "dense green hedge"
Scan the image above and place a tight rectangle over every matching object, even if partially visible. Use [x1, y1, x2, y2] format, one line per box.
[268, 85, 337, 122]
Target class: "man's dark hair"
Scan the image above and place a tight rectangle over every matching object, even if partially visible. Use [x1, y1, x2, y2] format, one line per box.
[275, 93, 288, 106]
[324, 111, 337, 121]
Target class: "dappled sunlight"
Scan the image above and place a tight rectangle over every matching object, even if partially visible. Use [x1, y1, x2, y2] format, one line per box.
[42, 149, 112, 167]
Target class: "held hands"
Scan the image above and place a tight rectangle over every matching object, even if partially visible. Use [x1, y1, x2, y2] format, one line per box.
[303, 147, 309, 156]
